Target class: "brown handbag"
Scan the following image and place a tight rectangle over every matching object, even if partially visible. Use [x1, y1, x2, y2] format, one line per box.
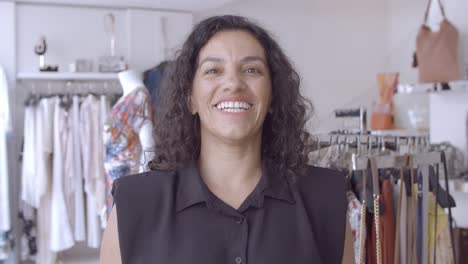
[416, 0, 460, 83]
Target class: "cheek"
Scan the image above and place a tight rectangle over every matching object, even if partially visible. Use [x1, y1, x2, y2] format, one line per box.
[191, 81, 213, 112]
[258, 83, 272, 110]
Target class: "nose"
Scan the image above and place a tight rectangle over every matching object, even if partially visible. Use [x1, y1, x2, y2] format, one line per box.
[223, 70, 245, 92]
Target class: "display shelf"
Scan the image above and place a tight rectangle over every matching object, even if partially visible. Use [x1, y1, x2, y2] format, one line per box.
[369, 129, 429, 137]
[17, 72, 118, 81]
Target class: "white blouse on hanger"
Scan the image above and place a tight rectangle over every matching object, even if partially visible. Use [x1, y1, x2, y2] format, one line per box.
[50, 97, 74, 252]
[67, 95, 85, 241]
[21, 105, 37, 207]
[0, 65, 11, 259]
[36, 97, 57, 264]
[80, 95, 104, 248]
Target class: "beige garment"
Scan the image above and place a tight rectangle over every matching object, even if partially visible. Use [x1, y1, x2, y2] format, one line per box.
[343, 212, 355, 264]
[428, 192, 454, 264]
[406, 184, 419, 264]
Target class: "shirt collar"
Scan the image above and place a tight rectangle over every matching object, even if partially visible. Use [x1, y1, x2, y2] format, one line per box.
[175, 161, 206, 212]
[175, 160, 295, 213]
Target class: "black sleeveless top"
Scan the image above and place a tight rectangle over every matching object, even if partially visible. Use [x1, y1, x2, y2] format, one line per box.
[112, 162, 347, 264]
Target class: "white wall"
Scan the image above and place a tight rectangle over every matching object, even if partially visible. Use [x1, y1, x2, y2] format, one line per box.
[0, 2, 16, 82]
[196, 0, 388, 133]
[385, 0, 468, 83]
[16, 4, 193, 73]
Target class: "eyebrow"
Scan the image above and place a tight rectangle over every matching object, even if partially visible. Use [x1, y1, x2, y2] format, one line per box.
[240, 56, 267, 66]
[198, 57, 224, 68]
[198, 55, 267, 68]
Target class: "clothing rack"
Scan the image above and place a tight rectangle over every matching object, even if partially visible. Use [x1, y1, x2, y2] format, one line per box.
[13, 78, 121, 262]
[17, 79, 123, 96]
[311, 132, 430, 156]
[309, 132, 458, 264]
[351, 151, 457, 264]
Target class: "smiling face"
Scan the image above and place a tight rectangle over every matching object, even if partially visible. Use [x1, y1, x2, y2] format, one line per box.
[191, 30, 272, 145]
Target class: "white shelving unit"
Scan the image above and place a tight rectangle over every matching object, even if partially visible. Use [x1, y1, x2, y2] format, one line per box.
[17, 72, 118, 81]
[369, 129, 430, 137]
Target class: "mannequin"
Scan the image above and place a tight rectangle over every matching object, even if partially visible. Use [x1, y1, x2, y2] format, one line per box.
[118, 70, 155, 172]
[118, 70, 145, 97]
[103, 69, 154, 184]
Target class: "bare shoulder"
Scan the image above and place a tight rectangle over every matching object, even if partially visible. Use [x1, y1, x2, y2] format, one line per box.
[100, 207, 121, 264]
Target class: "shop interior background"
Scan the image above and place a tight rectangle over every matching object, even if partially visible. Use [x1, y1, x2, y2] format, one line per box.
[1, 0, 468, 263]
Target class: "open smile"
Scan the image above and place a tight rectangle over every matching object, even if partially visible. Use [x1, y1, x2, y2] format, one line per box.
[215, 101, 253, 113]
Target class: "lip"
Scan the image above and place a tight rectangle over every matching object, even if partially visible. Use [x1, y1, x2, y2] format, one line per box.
[213, 96, 253, 107]
[214, 107, 251, 115]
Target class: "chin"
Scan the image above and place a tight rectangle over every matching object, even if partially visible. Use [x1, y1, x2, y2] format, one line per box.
[220, 132, 250, 142]
[216, 128, 257, 143]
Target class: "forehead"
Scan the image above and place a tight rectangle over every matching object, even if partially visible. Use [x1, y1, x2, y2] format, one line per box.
[198, 30, 266, 60]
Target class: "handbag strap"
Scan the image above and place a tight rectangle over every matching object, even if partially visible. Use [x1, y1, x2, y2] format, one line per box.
[441, 151, 457, 263]
[424, 0, 447, 24]
[369, 157, 382, 264]
[358, 166, 368, 264]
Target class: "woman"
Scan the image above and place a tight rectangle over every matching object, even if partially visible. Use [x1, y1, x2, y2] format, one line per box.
[100, 15, 347, 264]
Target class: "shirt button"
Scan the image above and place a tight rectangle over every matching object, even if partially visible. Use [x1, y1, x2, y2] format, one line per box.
[235, 257, 243, 264]
[236, 217, 244, 224]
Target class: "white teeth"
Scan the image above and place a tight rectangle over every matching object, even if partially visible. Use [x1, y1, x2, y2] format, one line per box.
[215, 101, 252, 111]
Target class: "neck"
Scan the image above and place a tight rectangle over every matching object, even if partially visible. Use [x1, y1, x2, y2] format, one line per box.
[118, 70, 144, 96]
[198, 132, 263, 192]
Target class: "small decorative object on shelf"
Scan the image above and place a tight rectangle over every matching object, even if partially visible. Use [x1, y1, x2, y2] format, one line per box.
[334, 106, 367, 134]
[34, 35, 58, 72]
[98, 55, 127, 73]
[98, 13, 127, 73]
[371, 72, 398, 130]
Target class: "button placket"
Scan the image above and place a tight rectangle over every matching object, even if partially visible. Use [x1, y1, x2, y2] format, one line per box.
[231, 213, 247, 264]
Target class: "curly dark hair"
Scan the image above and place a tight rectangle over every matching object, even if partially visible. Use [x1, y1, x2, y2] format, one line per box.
[149, 15, 313, 180]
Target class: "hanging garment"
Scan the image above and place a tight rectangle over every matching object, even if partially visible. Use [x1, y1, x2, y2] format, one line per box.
[36, 97, 56, 264]
[35, 99, 50, 207]
[67, 95, 86, 241]
[381, 179, 395, 264]
[18, 203, 37, 262]
[0, 230, 13, 260]
[63, 100, 83, 243]
[50, 97, 74, 252]
[343, 219, 356, 264]
[80, 95, 103, 248]
[103, 87, 152, 181]
[407, 184, 419, 264]
[21, 104, 38, 207]
[99, 95, 111, 227]
[395, 174, 408, 264]
[143, 61, 170, 105]
[21, 98, 56, 264]
[0, 66, 11, 260]
[94, 96, 106, 229]
[428, 192, 454, 264]
[347, 190, 365, 264]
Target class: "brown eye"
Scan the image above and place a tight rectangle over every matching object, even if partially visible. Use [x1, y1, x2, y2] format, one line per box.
[244, 67, 259, 74]
[205, 68, 219, 74]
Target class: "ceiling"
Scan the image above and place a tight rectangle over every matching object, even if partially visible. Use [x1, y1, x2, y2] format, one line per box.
[15, 0, 239, 12]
